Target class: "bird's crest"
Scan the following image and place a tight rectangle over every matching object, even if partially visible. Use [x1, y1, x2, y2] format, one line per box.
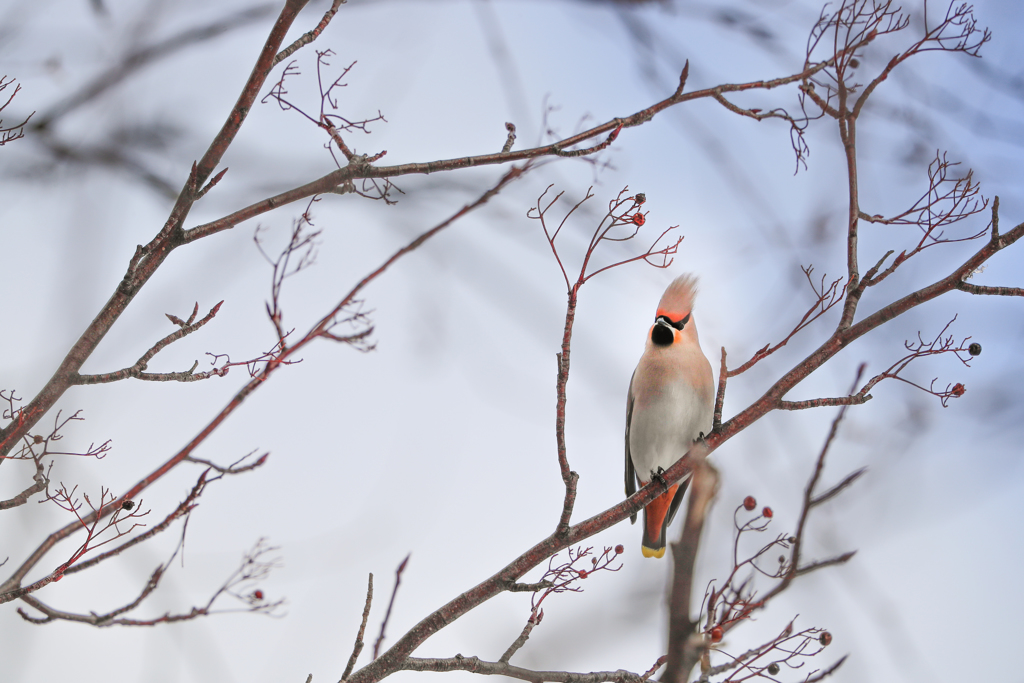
[656, 274, 699, 321]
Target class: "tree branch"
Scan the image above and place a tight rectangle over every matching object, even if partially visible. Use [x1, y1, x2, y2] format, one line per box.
[402, 656, 643, 683]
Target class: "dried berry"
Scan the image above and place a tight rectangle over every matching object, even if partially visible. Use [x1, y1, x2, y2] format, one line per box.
[968, 343, 981, 356]
[578, 570, 588, 579]
[743, 496, 756, 511]
[849, 58, 860, 68]
[950, 383, 966, 397]
[762, 507, 773, 519]
[710, 626, 723, 643]
[121, 500, 135, 511]
[635, 193, 646, 205]
[819, 631, 832, 646]
[614, 544, 625, 555]
[631, 213, 646, 227]
[33, 435, 44, 444]
[767, 663, 780, 675]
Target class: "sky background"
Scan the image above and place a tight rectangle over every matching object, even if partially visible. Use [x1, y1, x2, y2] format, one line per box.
[1, 1, 1023, 682]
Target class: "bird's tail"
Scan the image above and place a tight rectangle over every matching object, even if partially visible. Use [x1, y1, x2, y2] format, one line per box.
[640, 479, 690, 558]
[641, 484, 679, 558]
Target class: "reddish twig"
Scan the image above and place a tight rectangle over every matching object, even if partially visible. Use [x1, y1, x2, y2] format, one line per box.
[182, 52, 872, 246]
[0, 76, 31, 145]
[0, 0, 313, 463]
[0, 164, 526, 608]
[728, 267, 846, 377]
[373, 554, 410, 660]
[531, 188, 680, 533]
[17, 538, 283, 626]
[529, 546, 623, 616]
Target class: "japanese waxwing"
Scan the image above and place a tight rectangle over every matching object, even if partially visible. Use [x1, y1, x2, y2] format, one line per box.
[625, 274, 715, 558]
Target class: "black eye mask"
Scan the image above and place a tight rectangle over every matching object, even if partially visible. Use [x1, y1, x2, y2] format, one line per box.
[655, 313, 690, 330]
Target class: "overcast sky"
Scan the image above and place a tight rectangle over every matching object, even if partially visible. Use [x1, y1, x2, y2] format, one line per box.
[1, 1, 1023, 682]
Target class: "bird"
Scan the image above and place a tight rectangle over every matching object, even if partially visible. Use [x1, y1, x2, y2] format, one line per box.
[625, 274, 715, 558]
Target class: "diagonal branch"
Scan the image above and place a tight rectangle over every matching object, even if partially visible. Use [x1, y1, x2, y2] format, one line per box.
[0, 0, 313, 461]
[373, 555, 410, 660]
[0, 163, 524, 607]
[181, 52, 867, 246]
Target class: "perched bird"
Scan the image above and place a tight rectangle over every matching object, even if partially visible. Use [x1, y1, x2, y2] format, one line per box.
[625, 274, 715, 558]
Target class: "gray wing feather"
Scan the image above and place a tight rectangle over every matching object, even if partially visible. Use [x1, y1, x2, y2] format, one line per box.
[625, 369, 638, 525]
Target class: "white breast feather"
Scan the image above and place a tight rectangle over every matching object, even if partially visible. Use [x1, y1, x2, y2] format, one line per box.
[628, 347, 713, 482]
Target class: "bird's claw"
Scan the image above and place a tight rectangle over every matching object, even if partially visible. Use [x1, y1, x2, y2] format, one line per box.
[653, 467, 668, 487]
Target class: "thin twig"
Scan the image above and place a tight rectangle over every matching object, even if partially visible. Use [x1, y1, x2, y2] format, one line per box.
[499, 612, 542, 664]
[373, 555, 409, 660]
[341, 574, 374, 681]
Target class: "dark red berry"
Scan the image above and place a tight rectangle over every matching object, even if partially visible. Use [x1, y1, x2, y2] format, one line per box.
[614, 544, 624, 555]
[578, 570, 588, 579]
[819, 631, 832, 646]
[631, 213, 646, 226]
[253, 589, 264, 601]
[743, 496, 756, 511]
[950, 383, 966, 397]
[710, 626, 723, 643]
[762, 507, 773, 518]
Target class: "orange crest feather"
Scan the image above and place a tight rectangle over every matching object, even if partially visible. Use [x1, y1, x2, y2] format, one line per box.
[656, 274, 699, 320]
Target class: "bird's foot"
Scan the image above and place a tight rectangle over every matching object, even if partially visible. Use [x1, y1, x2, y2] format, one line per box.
[653, 467, 668, 487]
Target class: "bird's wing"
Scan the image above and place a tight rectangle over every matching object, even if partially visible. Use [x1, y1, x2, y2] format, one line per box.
[625, 369, 638, 525]
[663, 474, 691, 532]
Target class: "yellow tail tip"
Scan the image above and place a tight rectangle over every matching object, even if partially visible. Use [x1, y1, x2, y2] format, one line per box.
[641, 545, 666, 559]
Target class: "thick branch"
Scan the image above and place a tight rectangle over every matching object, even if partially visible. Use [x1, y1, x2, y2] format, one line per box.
[402, 656, 642, 683]
[0, 153, 522, 606]
[182, 57, 849, 245]
[663, 450, 717, 683]
[0, 0, 311, 459]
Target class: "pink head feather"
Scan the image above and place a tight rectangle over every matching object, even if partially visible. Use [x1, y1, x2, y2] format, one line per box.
[655, 274, 699, 321]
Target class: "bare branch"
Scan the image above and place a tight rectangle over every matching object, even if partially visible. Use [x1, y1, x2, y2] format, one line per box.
[0, 0, 313, 460]
[373, 554, 410, 660]
[403, 656, 644, 683]
[728, 267, 845, 377]
[341, 574, 374, 682]
[72, 302, 225, 384]
[663, 448, 717, 683]
[183, 54, 866, 245]
[712, 348, 727, 432]
[272, 0, 345, 67]
[0, 458, 47, 510]
[499, 612, 542, 664]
